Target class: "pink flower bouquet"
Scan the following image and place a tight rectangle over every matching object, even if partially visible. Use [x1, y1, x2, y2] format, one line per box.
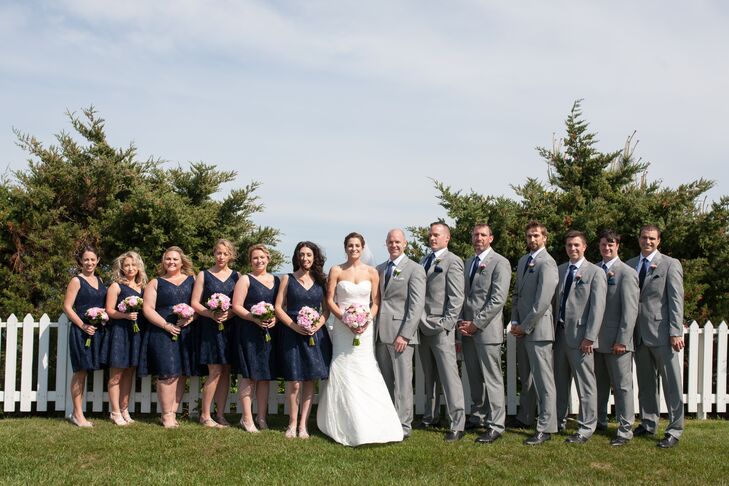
[297, 306, 320, 346]
[118, 295, 143, 333]
[83, 307, 108, 347]
[341, 303, 371, 346]
[251, 301, 275, 342]
[207, 293, 231, 331]
[171, 303, 195, 341]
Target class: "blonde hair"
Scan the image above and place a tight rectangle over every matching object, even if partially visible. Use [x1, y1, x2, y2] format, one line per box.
[214, 239, 237, 262]
[112, 251, 148, 286]
[247, 243, 271, 262]
[157, 246, 195, 276]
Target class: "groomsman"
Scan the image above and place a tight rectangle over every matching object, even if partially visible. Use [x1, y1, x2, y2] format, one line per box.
[627, 225, 685, 448]
[457, 224, 510, 444]
[594, 230, 639, 446]
[553, 230, 606, 444]
[375, 229, 426, 438]
[417, 222, 466, 441]
[510, 221, 560, 445]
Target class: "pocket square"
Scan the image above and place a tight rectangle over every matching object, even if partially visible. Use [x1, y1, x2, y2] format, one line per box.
[433, 266, 443, 273]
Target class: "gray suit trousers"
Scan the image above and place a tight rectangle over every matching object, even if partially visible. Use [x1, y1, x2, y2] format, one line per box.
[516, 337, 537, 425]
[634, 343, 684, 438]
[554, 327, 598, 438]
[418, 331, 466, 431]
[523, 340, 557, 433]
[595, 350, 634, 439]
[376, 342, 415, 432]
[461, 337, 505, 433]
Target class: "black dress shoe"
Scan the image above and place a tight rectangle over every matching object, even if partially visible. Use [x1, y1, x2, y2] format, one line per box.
[475, 429, 502, 444]
[465, 421, 484, 430]
[415, 421, 439, 430]
[633, 425, 655, 437]
[565, 433, 589, 444]
[657, 434, 679, 448]
[505, 417, 531, 429]
[610, 437, 630, 446]
[523, 432, 551, 445]
[444, 430, 465, 442]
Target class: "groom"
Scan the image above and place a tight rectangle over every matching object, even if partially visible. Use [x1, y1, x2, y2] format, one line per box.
[375, 229, 426, 438]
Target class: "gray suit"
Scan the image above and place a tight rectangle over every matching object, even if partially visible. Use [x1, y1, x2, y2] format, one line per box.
[461, 250, 510, 433]
[553, 260, 607, 438]
[418, 249, 466, 431]
[511, 249, 559, 433]
[594, 259, 638, 439]
[627, 252, 685, 439]
[375, 256, 426, 433]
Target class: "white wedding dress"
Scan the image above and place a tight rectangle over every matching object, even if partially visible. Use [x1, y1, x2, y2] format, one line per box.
[316, 280, 404, 446]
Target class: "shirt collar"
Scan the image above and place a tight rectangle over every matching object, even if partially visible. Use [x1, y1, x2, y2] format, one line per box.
[475, 248, 492, 261]
[432, 248, 447, 258]
[602, 256, 619, 269]
[569, 258, 585, 269]
[390, 254, 406, 266]
[530, 247, 545, 259]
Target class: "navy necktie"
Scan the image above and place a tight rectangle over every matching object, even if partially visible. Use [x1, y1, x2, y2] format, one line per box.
[559, 264, 576, 323]
[469, 257, 480, 285]
[602, 262, 608, 273]
[523, 254, 533, 275]
[384, 261, 395, 288]
[639, 258, 649, 289]
[424, 253, 435, 273]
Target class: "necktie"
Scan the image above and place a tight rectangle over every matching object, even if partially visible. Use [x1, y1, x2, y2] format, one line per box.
[522, 254, 533, 275]
[424, 253, 435, 273]
[638, 258, 649, 289]
[602, 262, 608, 273]
[469, 257, 480, 285]
[384, 261, 394, 288]
[559, 264, 576, 323]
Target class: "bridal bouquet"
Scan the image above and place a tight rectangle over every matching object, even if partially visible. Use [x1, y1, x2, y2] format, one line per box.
[341, 303, 371, 346]
[251, 301, 275, 342]
[117, 295, 143, 333]
[297, 306, 320, 346]
[206, 293, 231, 331]
[171, 303, 195, 341]
[83, 307, 108, 347]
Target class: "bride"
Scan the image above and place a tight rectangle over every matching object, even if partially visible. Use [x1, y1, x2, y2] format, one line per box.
[316, 232, 404, 446]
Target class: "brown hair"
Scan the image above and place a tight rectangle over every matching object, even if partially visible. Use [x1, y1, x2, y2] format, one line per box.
[564, 230, 587, 245]
[75, 244, 100, 265]
[640, 224, 662, 238]
[343, 232, 365, 248]
[525, 220, 548, 236]
[598, 229, 621, 244]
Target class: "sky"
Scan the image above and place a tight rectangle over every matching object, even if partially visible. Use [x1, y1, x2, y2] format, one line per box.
[1, 0, 727, 271]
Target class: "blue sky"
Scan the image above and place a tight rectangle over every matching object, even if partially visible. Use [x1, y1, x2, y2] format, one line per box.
[1, 1, 727, 270]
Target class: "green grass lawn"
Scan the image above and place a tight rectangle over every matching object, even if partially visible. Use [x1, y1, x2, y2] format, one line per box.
[1, 415, 726, 485]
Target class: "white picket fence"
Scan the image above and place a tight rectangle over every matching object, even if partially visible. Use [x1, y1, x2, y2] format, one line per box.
[1, 314, 727, 419]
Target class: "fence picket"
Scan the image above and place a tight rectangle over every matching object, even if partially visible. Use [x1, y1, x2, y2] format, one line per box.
[20, 314, 36, 411]
[3, 314, 19, 412]
[140, 375, 152, 413]
[55, 315, 69, 411]
[716, 322, 728, 413]
[686, 322, 700, 413]
[36, 314, 51, 412]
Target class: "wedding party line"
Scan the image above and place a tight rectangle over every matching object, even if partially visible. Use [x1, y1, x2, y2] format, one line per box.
[58, 220, 690, 447]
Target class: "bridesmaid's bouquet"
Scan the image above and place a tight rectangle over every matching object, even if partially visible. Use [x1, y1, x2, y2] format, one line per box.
[83, 307, 108, 347]
[341, 303, 371, 346]
[171, 303, 195, 341]
[206, 293, 231, 331]
[117, 295, 143, 333]
[250, 301, 275, 343]
[297, 306, 320, 347]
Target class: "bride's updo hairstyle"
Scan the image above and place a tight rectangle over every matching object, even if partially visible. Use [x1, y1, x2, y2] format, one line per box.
[343, 232, 365, 248]
[292, 241, 327, 288]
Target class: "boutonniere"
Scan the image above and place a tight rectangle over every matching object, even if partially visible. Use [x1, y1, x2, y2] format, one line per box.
[606, 270, 616, 285]
[478, 263, 486, 273]
[434, 258, 442, 265]
[650, 263, 657, 270]
[607, 271, 615, 278]
[575, 273, 583, 283]
[528, 261, 536, 273]
[393, 268, 402, 277]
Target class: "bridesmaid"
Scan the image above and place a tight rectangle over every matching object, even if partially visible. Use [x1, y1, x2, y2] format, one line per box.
[62, 244, 107, 427]
[231, 244, 280, 432]
[191, 239, 238, 428]
[141, 246, 197, 428]
[274, 241, 331, 439]
[102, 251, 147, 425]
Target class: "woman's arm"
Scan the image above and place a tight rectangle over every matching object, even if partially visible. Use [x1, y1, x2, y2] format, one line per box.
[62, 277, 88, 332]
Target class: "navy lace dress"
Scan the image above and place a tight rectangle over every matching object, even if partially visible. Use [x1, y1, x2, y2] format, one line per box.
[198, 270, 239, 369]
[276, 275, 332, 381]
[100, 284, 144, 369]
[69, 276, 107, 373]
[139, 276, 197, 378]
[233, 274, 280, 380]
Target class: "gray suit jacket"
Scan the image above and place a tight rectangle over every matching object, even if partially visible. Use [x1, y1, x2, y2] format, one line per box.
[595, 259, 639, 353]
[626, 252, 684, 347]
[462, 250, 511, 344]
[376, 256, 426, 345]
[553, 261, 607, 349]
[419, 249, 465, 336]
[511, 249, 559, 341]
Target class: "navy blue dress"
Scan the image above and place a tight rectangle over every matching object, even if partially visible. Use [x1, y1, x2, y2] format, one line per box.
[138, 276, 197, 378]
[69, 276, 107, 373]
[100, 284, 144, 369]
[233, 274, 280, 380]
[198, 270, 239, 368]
[276, 274, 332, 381]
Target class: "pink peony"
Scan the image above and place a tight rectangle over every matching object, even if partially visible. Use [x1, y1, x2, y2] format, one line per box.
[206, 293, 231, 330]
[171, 303, 195, 341]
[118, 295, 143, 332]
[251, 301, 275, 342]
[83, 307, 108, 347]
[297, 306, 320, 346]
[341, 303, 371, 346]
